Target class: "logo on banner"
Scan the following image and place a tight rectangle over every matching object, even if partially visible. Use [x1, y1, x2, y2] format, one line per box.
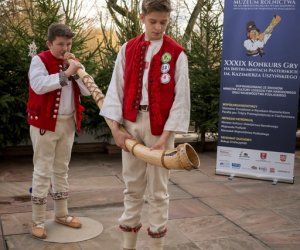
[260, 152, 267, 160]
[280, 154, 287, 162]
[258, 166, 267, 172]
[231, 163, 241, 169]
[239, 151, 250, 159]
[244, 15, 282, 57]
[219, 161, 230, 168]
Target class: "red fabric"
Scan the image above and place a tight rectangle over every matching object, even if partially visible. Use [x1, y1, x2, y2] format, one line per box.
[27, 50, 84, 132]
[147, 227, 167, 238]
[119, 224, 142, 233]
[123, 34, 184, 135]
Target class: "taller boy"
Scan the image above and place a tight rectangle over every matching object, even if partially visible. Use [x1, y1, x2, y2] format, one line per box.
[100, 0, 190, 249]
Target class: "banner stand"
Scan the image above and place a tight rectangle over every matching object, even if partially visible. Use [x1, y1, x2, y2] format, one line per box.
[216, 1, 300, 184]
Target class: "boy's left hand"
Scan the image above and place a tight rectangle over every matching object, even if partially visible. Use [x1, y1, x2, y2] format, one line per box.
[150, 131, 171, 150]
[150, 140, 167, 150]
[63, 52, 76, 61]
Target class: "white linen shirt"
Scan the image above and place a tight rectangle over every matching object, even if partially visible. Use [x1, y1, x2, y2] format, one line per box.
[100, 37, 190, 133]
[243, 33, 271, 52]
[29, 55, 91, 115]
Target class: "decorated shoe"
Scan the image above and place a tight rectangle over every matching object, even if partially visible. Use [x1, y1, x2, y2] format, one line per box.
[31, 224, 47, 239]
[55, 215, 81, 228]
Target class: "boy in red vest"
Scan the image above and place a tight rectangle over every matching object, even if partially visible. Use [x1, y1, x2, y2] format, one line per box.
[27, 23, 90, 239]
[100, 0, 190, 249]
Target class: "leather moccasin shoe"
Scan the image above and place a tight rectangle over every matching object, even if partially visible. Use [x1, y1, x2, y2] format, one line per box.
[55, 215, 81, 228]
[31, 224, 47, 239]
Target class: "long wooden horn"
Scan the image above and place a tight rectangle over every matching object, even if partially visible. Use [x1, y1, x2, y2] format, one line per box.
[71, 61, 200, 170]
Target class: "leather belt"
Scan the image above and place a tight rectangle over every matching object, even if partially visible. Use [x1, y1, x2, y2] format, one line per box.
[139, 105, 149, 112]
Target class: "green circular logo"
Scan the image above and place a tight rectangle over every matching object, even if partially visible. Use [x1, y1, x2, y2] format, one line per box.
[161, 52, 172, 63]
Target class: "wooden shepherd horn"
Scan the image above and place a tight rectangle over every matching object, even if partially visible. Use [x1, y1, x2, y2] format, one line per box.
[69, 59, 200, 170]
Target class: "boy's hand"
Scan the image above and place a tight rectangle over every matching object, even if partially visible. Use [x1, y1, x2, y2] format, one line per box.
[111, 120, 133, 152]
[258, 32, 265, 41]
[150, 131, 171, 150]
[63, 52, 76, 61]
[64, 60, 83, 78]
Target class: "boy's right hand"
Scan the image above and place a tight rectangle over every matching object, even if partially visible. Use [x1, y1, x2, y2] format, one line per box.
[111, 120, 133, 152]
[258, 32, 265, 41]
[64, 60, 83, 78]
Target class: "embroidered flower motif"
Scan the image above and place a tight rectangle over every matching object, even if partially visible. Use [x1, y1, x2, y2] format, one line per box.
[147, 227, 167, 238]
[119, 223, 142, 233]
[49, 191, 69, 200]
[31, 196, 47, 205]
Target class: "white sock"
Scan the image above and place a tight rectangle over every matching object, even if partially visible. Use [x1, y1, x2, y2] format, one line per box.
[123, 231, 138, 249]
[149, 237, 165, 250]
[54, 199, 68, 218]
[32, 203, 47, 226]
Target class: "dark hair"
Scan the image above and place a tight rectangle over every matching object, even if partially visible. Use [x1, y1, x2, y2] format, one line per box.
[141, 0, 172, 15]
[246, 21, 260, 33]
[47, 23, 75, 42]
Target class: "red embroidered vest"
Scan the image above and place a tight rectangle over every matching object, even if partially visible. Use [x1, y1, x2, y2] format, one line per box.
[123, 34, 184, 135]
[27, 50, 84, 132]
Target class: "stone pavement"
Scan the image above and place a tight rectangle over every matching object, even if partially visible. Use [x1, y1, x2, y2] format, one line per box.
[0, 149, 300, 250]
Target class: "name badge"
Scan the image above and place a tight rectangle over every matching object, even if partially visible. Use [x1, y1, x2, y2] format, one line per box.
[161, 52, 172, 63]
[161, 73, 171, 84]
[161, 63, 170, 74]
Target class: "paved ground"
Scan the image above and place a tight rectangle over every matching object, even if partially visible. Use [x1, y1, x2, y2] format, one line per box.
[0, 149, 300, 250]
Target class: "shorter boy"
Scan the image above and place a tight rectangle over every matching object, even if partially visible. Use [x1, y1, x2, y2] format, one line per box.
[27, 23, 90, 239]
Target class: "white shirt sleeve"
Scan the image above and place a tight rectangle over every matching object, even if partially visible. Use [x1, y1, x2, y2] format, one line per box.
[28, 55, 61, 94]
[263, 33, 271, 44]
[29, 55, 91, 96]
[164, 51, 191, 133]
[99, 43, 127, 124]
[29, 55, 92, 116]
[243, 34, 272, 50]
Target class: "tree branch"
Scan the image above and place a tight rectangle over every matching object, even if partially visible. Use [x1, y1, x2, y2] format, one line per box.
[183, 0, 204, 42]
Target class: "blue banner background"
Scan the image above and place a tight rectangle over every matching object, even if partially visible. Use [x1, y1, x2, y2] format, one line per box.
[218, 1, 300, 153]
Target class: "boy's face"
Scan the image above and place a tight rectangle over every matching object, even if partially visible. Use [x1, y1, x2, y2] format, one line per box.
[47, 36, 72, 59]
[248, 30, 259, 40]
[140, 11, 170, 41]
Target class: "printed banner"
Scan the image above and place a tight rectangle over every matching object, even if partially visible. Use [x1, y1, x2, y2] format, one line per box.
[216, 0, 300, 183]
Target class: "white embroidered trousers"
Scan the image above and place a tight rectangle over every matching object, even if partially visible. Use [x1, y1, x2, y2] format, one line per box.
[119, 111, 174, 234]
[30, 114, 75, 200]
